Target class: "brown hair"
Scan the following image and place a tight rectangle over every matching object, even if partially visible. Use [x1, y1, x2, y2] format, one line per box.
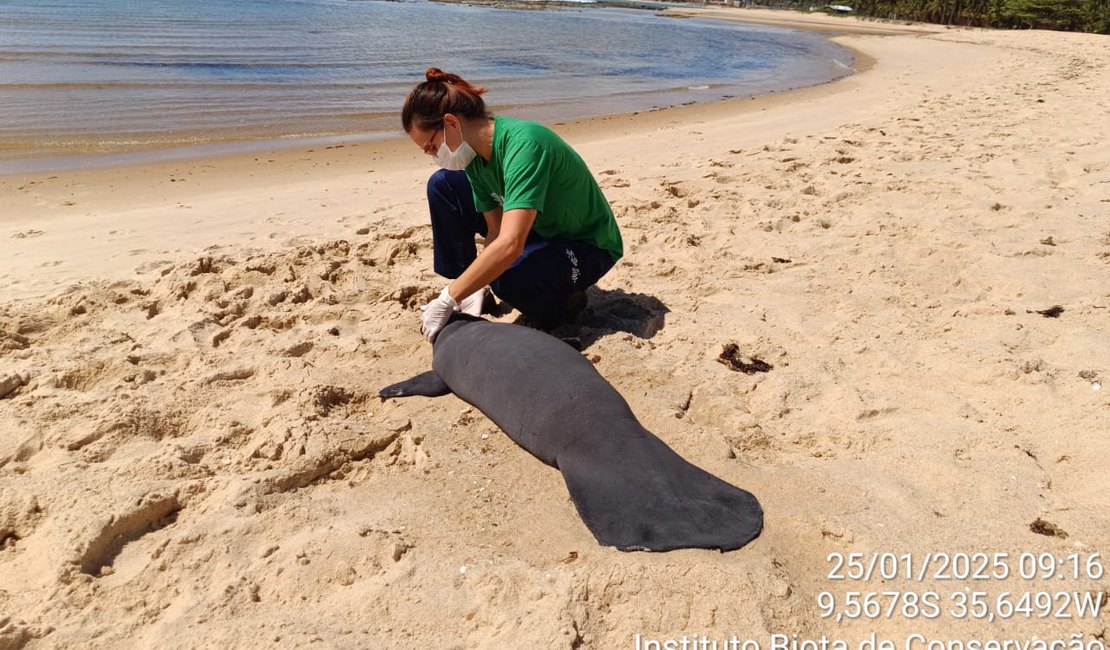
[402, 68, 491, 133]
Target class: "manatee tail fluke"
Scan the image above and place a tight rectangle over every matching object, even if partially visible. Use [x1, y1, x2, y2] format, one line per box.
[558, 431, 763, 552]
[378, 370, 451, 398]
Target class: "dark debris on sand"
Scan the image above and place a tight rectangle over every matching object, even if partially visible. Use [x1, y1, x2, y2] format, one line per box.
[1029, 305, 1065, 318]
[1029, 517, 1068, 538]
[717, 343, 773, 374]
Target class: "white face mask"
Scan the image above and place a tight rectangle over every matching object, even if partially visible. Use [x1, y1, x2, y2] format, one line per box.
[434, 127, 477, 171]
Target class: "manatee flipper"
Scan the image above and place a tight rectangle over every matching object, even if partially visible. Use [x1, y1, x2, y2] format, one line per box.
[558, 433, 763, 552]
[378, 370, 451, 398]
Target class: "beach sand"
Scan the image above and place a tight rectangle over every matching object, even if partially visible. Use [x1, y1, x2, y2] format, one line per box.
[2, 10, 1109, 648]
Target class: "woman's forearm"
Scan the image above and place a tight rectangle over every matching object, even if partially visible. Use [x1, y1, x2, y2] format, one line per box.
[448, 207, 534, 303]
[447, 237, 519, 303]
[482, 208, 502, 245]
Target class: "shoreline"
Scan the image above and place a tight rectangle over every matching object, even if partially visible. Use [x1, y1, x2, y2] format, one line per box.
[0, 6, 913, 178]
[662, 5, 944, 35]
[0, 8, 923, 304]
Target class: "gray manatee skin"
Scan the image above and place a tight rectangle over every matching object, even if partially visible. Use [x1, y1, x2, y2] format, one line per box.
[383, 315, 763, 552]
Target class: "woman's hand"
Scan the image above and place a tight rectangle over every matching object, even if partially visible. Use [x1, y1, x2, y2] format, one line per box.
[419, 209, 535, 342]
[420, 285, 458, 342]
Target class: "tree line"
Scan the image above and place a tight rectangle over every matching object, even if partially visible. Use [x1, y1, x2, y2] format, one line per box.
[855, 0, 1106, 31]
[769, 0, 1109, 32]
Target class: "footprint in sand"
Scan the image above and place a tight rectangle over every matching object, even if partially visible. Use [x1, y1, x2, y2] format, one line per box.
[0, 496, 44, 553]
[77, 494, 182, 580]
[279, 341, 314, 358]
[10, 229, 44, 239]
[134, 260, 172, 275]
[661, 181, 687, 198]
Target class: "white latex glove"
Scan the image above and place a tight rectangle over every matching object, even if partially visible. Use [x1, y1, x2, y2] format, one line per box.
[457, 285, 490, 317]
[420, 285, 458, 343]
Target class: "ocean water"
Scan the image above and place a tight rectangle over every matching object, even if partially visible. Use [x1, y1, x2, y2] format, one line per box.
[0, 0, 854, 168]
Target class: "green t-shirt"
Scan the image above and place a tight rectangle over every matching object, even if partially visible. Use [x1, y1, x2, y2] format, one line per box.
[465, 117, 623, 261]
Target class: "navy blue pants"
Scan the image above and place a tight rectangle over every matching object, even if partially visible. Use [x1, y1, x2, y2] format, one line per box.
[427, 169, 615, 329]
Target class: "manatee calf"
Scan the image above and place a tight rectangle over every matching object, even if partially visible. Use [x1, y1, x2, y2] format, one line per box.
[379, 315, 763, 552]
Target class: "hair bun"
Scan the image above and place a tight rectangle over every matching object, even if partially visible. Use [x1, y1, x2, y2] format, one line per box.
[423, 68, 487, 95]
[426, 67, 463, 85]
[425, 67, 450, 83]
